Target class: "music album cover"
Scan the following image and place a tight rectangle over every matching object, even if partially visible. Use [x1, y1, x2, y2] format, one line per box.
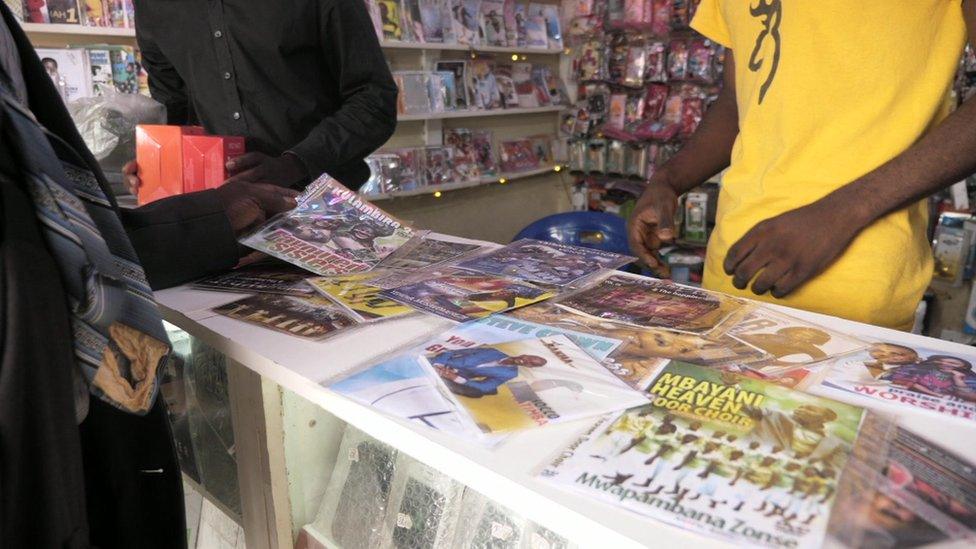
[435, 60, 470, 109]
[371, 233, 486, 288]
[422, 145, 455, 186]
[452, 0, 481, 45]
[307, 273, 415, 322]
[401, 0, 426, 42]
[192, 262, 316, 296]
[468, 58, 502, 109]
[541, 361, 871, 549]
[379, 0, 404, 40]
[395, 71, 432, 114]
[479, 0, 507, 46]
[429, 70, 457, 111]
[524, 3, 548, 48]
[512, 62, 540, 108]
[457, 238, 633, 287]
[442, 127, 482, 180]
[498, 139, 540, 172]
[381, 270, 554, 322]
[423, 335, 647, 435]
[241, 176, 414, 276]
[556, 273, 750, 337]
[493, 64, 520, 107]
[471, 129, 498, 176]
[212, 294, 357, 340]
[418, 0, 446, 42]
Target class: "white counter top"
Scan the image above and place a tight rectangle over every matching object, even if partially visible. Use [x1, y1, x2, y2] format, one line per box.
[156, 281, 976, 548]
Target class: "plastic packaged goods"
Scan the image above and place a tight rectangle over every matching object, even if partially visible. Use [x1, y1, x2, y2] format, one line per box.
[644, 41, 669, 83]
[455, 489, 530, 548]
[310, 426, 400, 548]
[605, 139, 626, 175]
[383, 455, 466, 549]
[667, 38, 690, 81]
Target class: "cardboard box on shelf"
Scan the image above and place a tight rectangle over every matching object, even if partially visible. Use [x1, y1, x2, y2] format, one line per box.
[182, 135, 246, 193]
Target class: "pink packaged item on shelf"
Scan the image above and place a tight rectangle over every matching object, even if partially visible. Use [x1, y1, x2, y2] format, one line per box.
[642, 82, 669, 121]
[688, 38, 719, 84]
[649, 0, 670, 36]
[623, 41, 647, 88]
[645, 41, 668, 83]
[668, 39, 690, 81]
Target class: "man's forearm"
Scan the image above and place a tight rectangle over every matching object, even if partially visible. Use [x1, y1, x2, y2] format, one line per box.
[825, 94, 976, 230]
[652, 56, 739, 194]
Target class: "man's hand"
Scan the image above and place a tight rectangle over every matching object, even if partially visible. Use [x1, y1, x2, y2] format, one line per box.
[123, 160, 140, 196]
[213, 181, 299, 234]
[627, 180, 679, 274]
[225, 152, 308, 187]
[723, 199, 862, 298]
[433, 364, 462, 383]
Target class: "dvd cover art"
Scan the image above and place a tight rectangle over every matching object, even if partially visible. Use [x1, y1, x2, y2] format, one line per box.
[419, 0, 447, 43]
[435, 60, 470, 110]
[443, 128, 482, 180]
[380, 0, 404, 40]
[528, 135, 552, 165]
[830, 427, 976, 548]
[513, 3, 528, 47]
[212, 294, 357, 340]
[453, 0, 481, 45]
[727, 309, 867, 375]
[401, 0, 425, 41]
[423, 146, 455, 186]
[379, 236, 483, 272]
[814, 341, 976, 424]
[240, 176, 414, 276]
[307, 273, 415, 322]
[423, 335, 647, 436]
[109, 47, 138, 94]
[529, 66, 554, 106]
[87, 48, 113, 96]
[524, 4, 548, 48]
[539, 4, 562, 49]
[192, 262, 316, 296]
[47, 0, 81, 24]
[512, 62, 539, 108]
[471, 130, 498, 176]
[541, 361, 869, 549]
[479, 0, 507, 46]
[381, 271, 555, 322]
[330, 314, 623, 437]
[469, 59, 502, 109]
[507, 302, 772, 390]
[557, 273, 749, 337]
[502, 0, 518, 47]
[493, 64, 519, 108]
[498, 139, 539, 172]
[457, 238, 633, 287]
[430, 70, 457, 111]
[391, 148, 425, 191]
[395, 71, 432, 114]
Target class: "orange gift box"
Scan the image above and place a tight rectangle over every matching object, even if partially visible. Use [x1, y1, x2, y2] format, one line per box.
[136, 125, 204, 205]
[182, 135, 246, 193]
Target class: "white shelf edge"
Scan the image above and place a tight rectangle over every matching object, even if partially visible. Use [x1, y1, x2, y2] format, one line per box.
[398, 105, 564, 121]
[380, 40, 563, 55]
[366, 165, 565, 200]
[21, 22, 136, 38]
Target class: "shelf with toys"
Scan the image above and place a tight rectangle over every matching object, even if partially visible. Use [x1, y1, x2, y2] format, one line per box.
[365, 163, 566, 200]
[381, 39, 563, 55]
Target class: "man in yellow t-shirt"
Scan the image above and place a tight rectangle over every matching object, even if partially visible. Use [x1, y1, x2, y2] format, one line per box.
[628, 0, 976, 329]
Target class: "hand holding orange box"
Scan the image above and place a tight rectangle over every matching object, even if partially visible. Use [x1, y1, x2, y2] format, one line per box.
[182, 135, 246, 193]
[135, 125, 204, 205]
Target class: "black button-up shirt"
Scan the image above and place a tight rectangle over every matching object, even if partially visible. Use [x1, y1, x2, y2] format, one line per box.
[133, 0, 398, 187]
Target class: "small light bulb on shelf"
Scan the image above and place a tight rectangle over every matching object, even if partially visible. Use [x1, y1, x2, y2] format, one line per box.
[511, 53, 519, 61]
[434, 191, 443, 198]
[553, 165, 562, 173]
[499, 178, 508, 184]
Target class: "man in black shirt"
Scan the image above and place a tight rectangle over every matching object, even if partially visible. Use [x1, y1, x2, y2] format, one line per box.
[128, 0, 398, 190]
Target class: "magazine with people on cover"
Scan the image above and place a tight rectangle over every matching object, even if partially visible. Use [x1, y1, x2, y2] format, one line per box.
[479, 0, 507, 46]
[191, 261, 316, 296]
[381, 270, 555, 322]
[812, 341, 976, 424]
[212, 294, 358, 340]
[422, 335, 647, 436]
[555, 273, 750, 337]
[307, 273, 416, 322]
[829, 427, 976, 548]
[540, 361, 871, 549]
[329, 315, 624, 439]
[456, 238, 634, 287]
[240, 175, 414, 276]
[443, 127, 481, 179]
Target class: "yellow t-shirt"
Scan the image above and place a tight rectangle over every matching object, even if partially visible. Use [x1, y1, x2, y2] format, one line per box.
[692, 0, 967, 329]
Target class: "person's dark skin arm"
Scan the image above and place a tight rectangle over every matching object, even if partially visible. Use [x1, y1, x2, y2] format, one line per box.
[725, 1, 976, 298]
[628, 53, 739, 273]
